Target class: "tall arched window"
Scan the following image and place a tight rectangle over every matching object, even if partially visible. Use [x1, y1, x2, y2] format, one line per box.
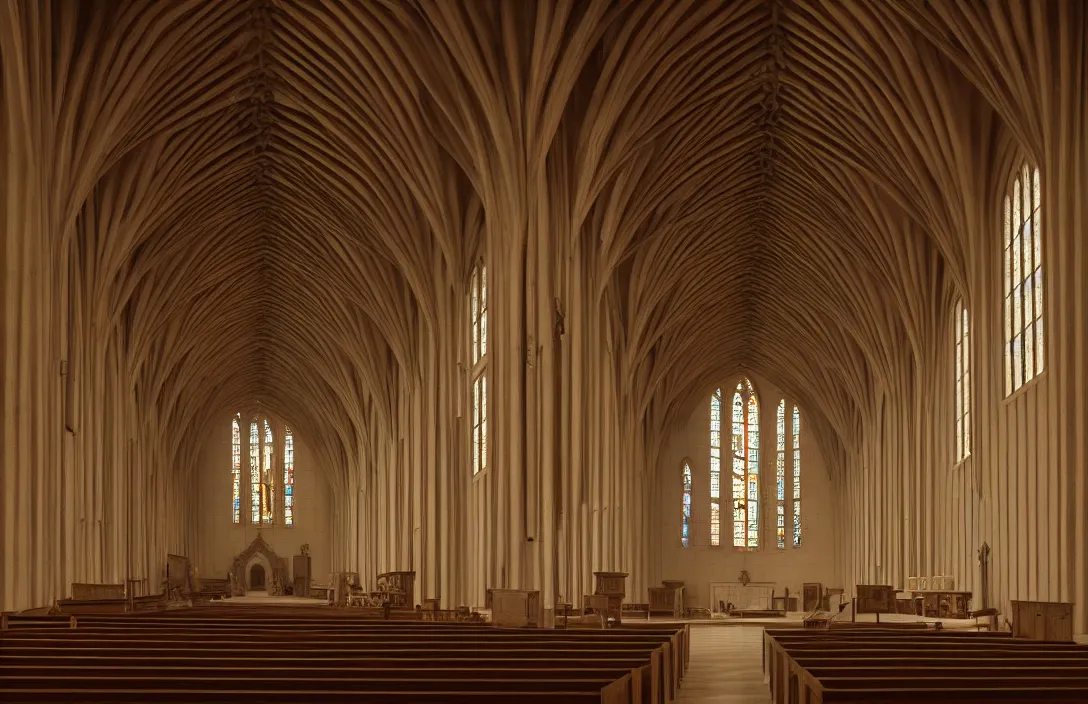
[470, 261, 488, 476]
[240, 415, 293, 526]
[709, 391, 722, 546]
[249, 420, 261, 524]
[681, 462, 692, 547]
[776, 401, 786, 549]
[1004, 161, 1043, 395]
[792, 406, 801, 548]
[954, 299, 971, 461]
[231, 415, 241, 524]
[261, 420, 274, 524]
[731, 379, 759, 550]
[284, 427, 295, 527]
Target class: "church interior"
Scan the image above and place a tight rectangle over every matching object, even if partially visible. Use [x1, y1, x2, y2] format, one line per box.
[1, 0, 1087, 701]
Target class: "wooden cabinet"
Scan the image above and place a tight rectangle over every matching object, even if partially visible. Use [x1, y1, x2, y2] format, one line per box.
[376, 571, 415, 609]
[853, 584, 896, 621]
[802, 583, 824, 611]
[487, 589, 541, 627]
[71, 583, 125, 600]
[292, 555, 311, 597]
[1012, 600, 1074, 641]
[648, 581, 685, 618]
[911, 590, 971, 619]
[592, 571, 627, 624]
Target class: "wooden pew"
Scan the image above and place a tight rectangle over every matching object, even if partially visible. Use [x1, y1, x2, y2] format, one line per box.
[11, 607, 686, 683]
[49, 611, 689, 684]
[0, 673, 636, 702]
[1, 614, 682, 704]
[189, 578, 231, 604]
[36, 610, 689, 689]
[764, 627, 1088, 703]
[53, 598, 127, 615]
[1, 638, 669, 700]
[0, 688, 627, 703]
[23, 627, 682, 699]
[70, 584, 124, 600]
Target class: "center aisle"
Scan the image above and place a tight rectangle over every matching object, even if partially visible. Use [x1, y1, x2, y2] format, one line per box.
[676, 625, 770, 703]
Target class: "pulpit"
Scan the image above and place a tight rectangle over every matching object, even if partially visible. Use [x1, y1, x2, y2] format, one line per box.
[590, 571, 627, 624]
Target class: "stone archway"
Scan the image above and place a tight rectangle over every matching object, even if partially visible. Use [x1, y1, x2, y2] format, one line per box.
[230, 535, 285, 595]
[249, 564, 266, 590]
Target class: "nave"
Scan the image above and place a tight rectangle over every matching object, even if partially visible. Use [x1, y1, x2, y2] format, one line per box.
[2, 0, 1088, 700]
[676, 626, 767, 703]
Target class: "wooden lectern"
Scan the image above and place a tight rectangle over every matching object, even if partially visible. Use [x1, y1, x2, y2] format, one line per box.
[592, 571, 628, 625]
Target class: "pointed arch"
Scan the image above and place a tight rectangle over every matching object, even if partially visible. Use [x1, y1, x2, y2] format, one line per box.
[262, 419, 274, 524]
[470, 260, 488, 476]
[231, 414, 241, 524]
[954, 299, 970, 461]
[776, 400, 786, 549]
[1004, 161, 1043, 395]
[284, 426, 295, 527]
[249, 419, 261, 524]
[792, 405, 801, 548]
[709, 390, 723, 546]
[681, 461, 692, 547]
[729, 378, 759, 550]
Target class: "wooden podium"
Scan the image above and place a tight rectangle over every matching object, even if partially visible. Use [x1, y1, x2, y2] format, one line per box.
[591, 571, 628, 625]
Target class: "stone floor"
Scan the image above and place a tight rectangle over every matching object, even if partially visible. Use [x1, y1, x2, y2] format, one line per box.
[677, 625, 770, 703]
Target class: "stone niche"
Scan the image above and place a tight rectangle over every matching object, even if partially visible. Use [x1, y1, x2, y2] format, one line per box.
[230, 535, 289, 596]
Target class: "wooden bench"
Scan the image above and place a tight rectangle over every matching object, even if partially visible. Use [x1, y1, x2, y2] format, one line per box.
[189, 578, 231, 604]
[1, 646, 648, 702]
[32, 606, 686, 684]
[53, 598, 127, 615]
[0, 610, 686, 704]
[76, 607, 689, 677]
[764, 627, 1088, 703]
[622, 603, 651, 619]
[70, 584, 125, 600]
[2, 636, 672, 699]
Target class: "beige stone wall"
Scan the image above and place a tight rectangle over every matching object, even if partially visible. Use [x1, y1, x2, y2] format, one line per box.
[655, 374, 837, 608]
[193, 416, 331, 586]
[0, 2, 1085, 631]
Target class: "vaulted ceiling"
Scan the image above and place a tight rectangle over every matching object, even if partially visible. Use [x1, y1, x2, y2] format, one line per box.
[25, 0, 1053, 474]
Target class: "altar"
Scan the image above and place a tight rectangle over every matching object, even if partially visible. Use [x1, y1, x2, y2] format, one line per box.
[229, 535, 290, 596]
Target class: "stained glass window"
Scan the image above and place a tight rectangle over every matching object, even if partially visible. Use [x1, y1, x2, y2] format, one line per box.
[681, 462, 692, 548]
[954, 299, 971, 461]
[284, 427, 294, 527]
[709, 390, 722, 546]
[261, 419, 274, 524]
[231, 415, 241, 524]
[792, 406, 801, 548]
[730, 378, 759, 550]
[776, 400, 785, 549]
[471, 261, 488, 476]
[472, 374, 487, 475]
[249, 420, 260, 524]
[1004, 162, 1043, 395]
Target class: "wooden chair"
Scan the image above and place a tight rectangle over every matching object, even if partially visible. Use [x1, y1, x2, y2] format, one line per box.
[969, 606, 999, 631]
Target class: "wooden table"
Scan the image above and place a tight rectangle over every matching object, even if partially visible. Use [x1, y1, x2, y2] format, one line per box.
[911, 590, 971, 619]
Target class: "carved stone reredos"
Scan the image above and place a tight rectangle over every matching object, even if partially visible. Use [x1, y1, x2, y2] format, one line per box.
[232, 534, 283, 589]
